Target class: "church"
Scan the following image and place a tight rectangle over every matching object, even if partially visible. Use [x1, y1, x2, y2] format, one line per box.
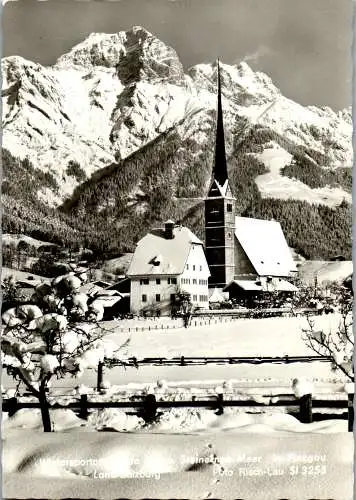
[126, 60, 297, 315]
[205, 61, 298, 300]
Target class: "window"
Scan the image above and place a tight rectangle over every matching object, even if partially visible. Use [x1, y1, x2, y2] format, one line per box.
[199, 266, 202, 271]
[193, 265, 196, 271]
[142, 294, 147, 302]
[193, 294, 197, 302]
[156, 294, 161, 302]
[193, 279, 197, 285]
[170, 294, 175, 302]
[156, 278, 161, 285]
[140, 278, 149, 285]
[186, 264, 189, 270]
[168, 277, 177, 285]
[227, 203, 232, 212]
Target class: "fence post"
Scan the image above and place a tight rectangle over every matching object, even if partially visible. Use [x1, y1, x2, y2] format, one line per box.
[348, 393, 354, 432]
[180, 356, 185, 366]
[79, 394, 89, 420]
[143, 394, 157, 422]
[8, 396, 18, 417]
[216, 392, 224, 415]
[97, 361, 104, 392]
[299, 394, 312, 423]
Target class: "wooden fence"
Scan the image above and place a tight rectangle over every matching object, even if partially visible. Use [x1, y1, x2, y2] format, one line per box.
[106, 355, 333, 368]
[3, 392, 354, 431]
[113, 307, 319, 333]
[97, 355, 334, 390]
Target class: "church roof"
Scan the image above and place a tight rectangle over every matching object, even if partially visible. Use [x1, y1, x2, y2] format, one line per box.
[127, 226, 203, 277]
[234, 217, 297, 276]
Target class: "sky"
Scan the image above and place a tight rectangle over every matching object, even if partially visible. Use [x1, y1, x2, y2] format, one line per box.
[2, 0, 353, 110]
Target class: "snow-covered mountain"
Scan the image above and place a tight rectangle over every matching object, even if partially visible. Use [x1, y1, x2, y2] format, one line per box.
[2, 26, 352, 207]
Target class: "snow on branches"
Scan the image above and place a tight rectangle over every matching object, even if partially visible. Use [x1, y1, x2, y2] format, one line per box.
[1, 268, 130, 398]
[302, 284, 353, 381]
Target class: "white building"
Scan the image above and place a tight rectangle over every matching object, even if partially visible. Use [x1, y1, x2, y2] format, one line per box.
[127, 221, 210, 316]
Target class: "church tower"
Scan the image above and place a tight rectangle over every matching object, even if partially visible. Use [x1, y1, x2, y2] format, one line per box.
[205, 60, 236, 288]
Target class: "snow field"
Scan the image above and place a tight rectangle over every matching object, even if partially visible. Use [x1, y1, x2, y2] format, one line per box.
[3, 424, 353, 498]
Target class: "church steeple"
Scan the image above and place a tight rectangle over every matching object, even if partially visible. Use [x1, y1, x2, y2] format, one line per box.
[204, 59, 236, 289]
[213, 59, 229, 187]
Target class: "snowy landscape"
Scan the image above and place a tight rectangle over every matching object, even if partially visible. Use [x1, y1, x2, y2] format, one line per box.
[2, 0, 354, 498]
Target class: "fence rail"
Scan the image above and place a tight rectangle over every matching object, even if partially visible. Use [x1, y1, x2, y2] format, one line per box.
[108, 355, 333, 367]
[3, 393, 354, 430]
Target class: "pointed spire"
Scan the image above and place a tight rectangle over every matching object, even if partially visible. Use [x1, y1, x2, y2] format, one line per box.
[213, 59, 228, 187]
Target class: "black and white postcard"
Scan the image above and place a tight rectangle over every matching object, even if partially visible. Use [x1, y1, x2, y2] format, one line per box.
[1, 0, 354, 498]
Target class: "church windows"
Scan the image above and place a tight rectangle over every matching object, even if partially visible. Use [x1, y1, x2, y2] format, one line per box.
[227, 203, 232, 212]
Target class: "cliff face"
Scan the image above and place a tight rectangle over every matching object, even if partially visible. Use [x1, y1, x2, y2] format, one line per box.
[2, 26, 352, 208]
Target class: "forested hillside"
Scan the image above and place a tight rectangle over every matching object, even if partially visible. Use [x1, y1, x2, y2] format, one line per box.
[2, 133, 351, 261]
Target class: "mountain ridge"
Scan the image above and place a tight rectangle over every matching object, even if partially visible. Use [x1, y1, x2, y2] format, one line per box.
[2, 27, 352, 260]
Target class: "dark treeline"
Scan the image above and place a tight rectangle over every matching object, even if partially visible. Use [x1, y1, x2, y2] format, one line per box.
[2, 117, 352, 261]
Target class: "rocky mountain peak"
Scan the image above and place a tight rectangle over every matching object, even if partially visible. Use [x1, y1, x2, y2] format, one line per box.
[55, 27, 184, 85]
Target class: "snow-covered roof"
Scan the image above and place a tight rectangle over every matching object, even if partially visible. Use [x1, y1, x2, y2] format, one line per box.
[209, 287, 229, 303]
[224, 278, 298, 292]
[235, 216, 297, 276]
[127, 225, 203, 277]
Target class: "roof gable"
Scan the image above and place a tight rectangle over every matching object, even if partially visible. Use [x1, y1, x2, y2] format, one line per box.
[234, 216, 297, 276]
[207, 179, 233, 198]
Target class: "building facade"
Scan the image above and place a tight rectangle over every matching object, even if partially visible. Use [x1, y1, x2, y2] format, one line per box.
[127, 221, 210, 315]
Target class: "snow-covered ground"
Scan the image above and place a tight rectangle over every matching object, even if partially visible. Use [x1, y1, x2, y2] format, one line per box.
[3, 416, 353, 499]
[255, 143, 352, 206]
[2, 233, 57, 250]
[3, 313, 352, 498]
[2, 314, 346, 391]
[297, 260, 353, 286]
[1, 266, 51, 283]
